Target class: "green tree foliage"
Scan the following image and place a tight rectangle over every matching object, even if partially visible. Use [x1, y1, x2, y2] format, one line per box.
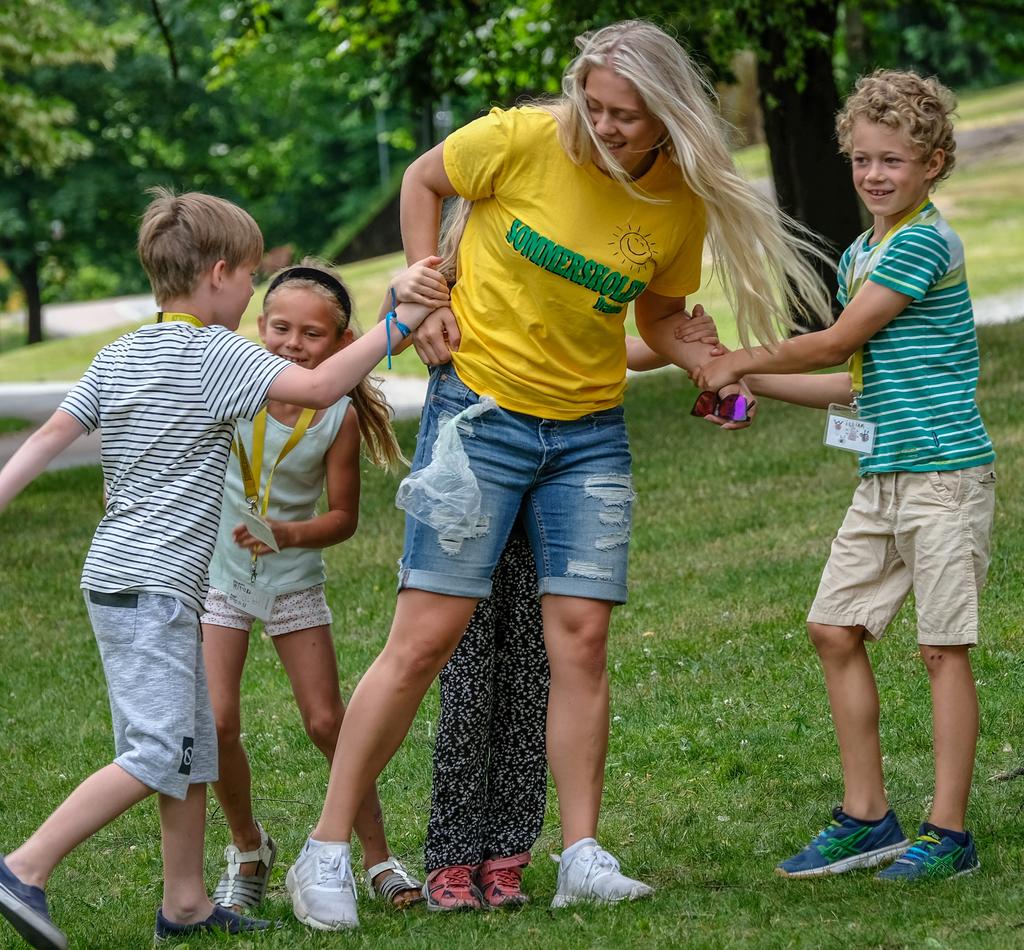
[3, 0, 1022, 347]
[2, 0, 382, 344]
[0, 0, 129, 342]
[841, 1, 1024, 92]
[0, 0, 119, 177]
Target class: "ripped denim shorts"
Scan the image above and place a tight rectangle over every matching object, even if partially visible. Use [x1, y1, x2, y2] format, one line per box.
[398, 363, 634, 603]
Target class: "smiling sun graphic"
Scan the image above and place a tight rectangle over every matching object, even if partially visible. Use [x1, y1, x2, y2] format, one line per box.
[610, 226, 656, 269]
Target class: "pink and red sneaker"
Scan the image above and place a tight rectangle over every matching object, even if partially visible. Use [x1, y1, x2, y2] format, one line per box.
[423, 865, 483, 912]
[476, 852, 530, 908]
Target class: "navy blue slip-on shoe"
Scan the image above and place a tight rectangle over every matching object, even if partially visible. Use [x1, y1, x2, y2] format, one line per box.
[776, 806, 910, 878]
[876, 826, 980, 882]
[155, 903, 274, 940]
[0, 855, 67, 950]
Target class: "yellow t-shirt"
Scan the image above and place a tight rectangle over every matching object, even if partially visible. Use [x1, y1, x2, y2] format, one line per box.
[443, 106, 706, 419]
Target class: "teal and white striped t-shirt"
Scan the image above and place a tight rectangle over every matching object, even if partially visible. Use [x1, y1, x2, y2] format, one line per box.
[838, 201, 994, 475]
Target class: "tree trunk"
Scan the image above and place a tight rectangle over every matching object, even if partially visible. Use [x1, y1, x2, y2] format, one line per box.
[757, 0, 863, 325]
[14, 257, 44, 345]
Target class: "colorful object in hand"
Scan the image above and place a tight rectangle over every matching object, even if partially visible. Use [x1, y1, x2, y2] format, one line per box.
[690, 390, 750, 422]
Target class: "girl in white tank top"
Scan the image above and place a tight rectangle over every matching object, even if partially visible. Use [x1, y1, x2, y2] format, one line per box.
[200, 260, 429, 913]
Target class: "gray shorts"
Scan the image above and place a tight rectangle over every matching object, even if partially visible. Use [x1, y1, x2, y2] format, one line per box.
[84, 590, 218, 799]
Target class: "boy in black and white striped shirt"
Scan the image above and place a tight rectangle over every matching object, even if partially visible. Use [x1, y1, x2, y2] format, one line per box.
[0, 188, 429, 949]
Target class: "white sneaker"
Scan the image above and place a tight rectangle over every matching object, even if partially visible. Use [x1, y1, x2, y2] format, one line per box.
[286, 841, 359, 930]
[550, 841, 654, 908]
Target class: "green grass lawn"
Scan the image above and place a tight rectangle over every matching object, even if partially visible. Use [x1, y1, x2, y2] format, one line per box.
[0, 417, 30, 435]
[1, 322, 1022, 948]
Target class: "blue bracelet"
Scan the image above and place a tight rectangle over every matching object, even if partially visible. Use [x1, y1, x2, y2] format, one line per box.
[384, 311, 412, 369]
[384, 288, 412, 368]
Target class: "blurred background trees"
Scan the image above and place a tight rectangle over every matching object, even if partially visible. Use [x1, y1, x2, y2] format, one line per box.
[2, 0, 1022, 343]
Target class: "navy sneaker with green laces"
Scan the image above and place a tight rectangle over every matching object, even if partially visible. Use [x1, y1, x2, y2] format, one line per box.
[876, 825, 979, 882]
[776, 807, 910, 878]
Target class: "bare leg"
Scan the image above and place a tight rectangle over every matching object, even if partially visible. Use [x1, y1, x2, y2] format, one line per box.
[159, 784, 216, 924]
[808, 622, 888, 820]
[542, 595, 612, 848]
[203, 624, 264, 867]
[6, 764, 150, 888]
[921, 644, 977, 831]
[311, 590, 478, 843]
[274, 625, 389, 869]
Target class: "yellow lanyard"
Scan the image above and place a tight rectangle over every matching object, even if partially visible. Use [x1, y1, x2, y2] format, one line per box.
[234, 407, 315, 581]
[156, 311, 205, 327]
[848, 200, 931, 395]
[234, 407, 316, 517]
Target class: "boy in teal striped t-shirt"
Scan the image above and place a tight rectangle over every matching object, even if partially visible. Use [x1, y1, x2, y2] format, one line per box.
[694, 70, 995, 881]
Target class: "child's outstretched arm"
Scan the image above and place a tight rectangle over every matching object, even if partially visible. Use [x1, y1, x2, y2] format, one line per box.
[746, 371, 854, 410]
[268, 301, 430, 409]
[694, 281, 911, 393]
[232, 410, 361, 556]
[0, 410, 86, 512]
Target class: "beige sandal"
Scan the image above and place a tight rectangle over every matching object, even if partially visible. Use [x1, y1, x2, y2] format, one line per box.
[365, 856, 425, 908]
[212, 822, 277, 912]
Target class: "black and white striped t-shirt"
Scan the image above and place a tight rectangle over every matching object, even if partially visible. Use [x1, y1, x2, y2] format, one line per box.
[59, 321, 290, 612]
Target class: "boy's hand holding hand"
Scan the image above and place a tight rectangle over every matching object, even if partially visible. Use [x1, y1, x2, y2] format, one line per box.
[693, 349, 744, 393]
[393, 256, 449, 308]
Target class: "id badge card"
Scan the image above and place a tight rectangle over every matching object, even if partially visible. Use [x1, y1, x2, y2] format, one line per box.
[823, 403, 876, 455]
[238, 506, 280, 552]
[227, 578, 275, 622]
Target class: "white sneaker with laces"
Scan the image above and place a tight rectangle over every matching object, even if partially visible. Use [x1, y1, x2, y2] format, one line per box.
[550, 841, 654, 908]
[286, 841, 359, 930]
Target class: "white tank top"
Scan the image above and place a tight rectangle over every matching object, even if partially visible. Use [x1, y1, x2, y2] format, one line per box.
[208, 396, 351, 596]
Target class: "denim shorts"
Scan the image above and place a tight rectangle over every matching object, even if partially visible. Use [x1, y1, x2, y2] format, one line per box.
[398, 364, 634, 603]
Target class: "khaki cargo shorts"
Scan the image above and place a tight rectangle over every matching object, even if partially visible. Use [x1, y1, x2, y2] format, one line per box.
[807, 465, 996, 646]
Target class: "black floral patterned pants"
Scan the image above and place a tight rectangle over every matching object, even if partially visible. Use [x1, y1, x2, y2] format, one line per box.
[424, 527, 550, 870]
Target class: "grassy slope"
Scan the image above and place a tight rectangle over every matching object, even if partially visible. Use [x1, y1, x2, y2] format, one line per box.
[1, 322, 1022, 948]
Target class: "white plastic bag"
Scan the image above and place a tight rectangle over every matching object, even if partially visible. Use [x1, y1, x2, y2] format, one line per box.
[396, 396, 497, 538]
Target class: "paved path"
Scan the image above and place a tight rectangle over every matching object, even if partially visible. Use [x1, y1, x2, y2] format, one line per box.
[0, 375, 428, 473]
[2, 293, 1021, 473]
[4, 292, 1021, 474]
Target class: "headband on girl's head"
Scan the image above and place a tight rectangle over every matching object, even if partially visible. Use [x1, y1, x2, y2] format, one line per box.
[265, 266, 351, 319]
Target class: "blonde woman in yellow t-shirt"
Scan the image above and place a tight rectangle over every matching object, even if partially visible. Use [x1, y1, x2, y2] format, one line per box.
[284, 20, 834, 930]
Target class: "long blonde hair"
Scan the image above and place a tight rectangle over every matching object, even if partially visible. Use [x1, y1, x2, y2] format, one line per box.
[437, 197, 472, 285]
[557, 20, 834, 345]
[263, 257, 406, 470]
